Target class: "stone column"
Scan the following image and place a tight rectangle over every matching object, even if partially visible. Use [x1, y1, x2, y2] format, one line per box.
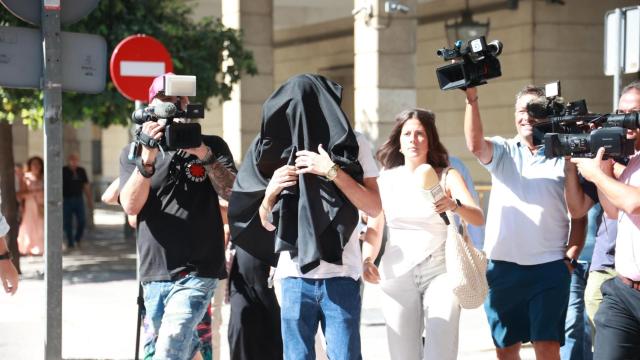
[222, 0, 274, 162]
[354, 0, 417, 147]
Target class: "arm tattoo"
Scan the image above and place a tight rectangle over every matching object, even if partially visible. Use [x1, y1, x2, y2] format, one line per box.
[204, 161, 236, 201]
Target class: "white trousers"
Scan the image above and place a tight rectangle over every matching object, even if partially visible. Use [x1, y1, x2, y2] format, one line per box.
[380, 247, 461, 360]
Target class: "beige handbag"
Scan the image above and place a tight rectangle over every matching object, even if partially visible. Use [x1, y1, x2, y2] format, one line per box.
[441, 168, 488, 309]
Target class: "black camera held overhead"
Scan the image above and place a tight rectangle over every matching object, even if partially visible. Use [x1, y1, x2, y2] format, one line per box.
[435, 36, 503, 91]
[529, 81, 640, 159]
[130, 75, 204, 156]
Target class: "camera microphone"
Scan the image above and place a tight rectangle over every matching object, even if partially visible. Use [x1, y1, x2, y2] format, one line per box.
[131, 102, 178, 124]
[415, 164, 450, 226]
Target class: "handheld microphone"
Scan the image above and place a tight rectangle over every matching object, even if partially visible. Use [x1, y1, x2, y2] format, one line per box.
[415, 163, 450, 225]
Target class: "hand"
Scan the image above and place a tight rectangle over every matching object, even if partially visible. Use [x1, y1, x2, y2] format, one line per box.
[140, 121, 164, 162]
[563, 259, 576, 274]
[0, 260, 19, 295]
[183, 143, 210, 161]
[434, 196, 457, 213]
[260, 165, 298, 231]
[362, 259, 380, 284]
[570, 147, 613, 182]
[295, 144, 335, 176]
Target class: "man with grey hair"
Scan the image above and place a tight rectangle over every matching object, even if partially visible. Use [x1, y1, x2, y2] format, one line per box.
[462, 84, 582, 360]
[570, 80, 640, 360]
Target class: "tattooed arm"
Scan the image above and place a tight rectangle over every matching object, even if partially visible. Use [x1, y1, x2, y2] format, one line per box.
[185, 143, 236, 201]
[204, 155, 236, 201]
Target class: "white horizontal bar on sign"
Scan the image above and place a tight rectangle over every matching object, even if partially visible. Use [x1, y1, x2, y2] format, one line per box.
[120, 61, 165, 77]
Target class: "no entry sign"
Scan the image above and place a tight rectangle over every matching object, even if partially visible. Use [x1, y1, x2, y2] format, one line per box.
[110, 34, 173, 102]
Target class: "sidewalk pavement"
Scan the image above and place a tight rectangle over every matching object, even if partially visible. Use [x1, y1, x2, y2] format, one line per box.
[0, 206, 535, 359]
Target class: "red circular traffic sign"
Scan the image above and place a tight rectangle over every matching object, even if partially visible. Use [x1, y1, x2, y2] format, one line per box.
[110, 35, 173, 102]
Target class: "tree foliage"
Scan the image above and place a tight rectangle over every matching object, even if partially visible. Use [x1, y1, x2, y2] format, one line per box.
[1, 0, 257, 128]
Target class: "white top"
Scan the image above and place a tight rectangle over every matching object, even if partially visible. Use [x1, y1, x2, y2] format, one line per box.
[615, 151, 640, 281]
[275, 132, 379, 280]
[482, 136, 569, 265]
[0, 212, 8, 237]
[377, 166, 448, 280]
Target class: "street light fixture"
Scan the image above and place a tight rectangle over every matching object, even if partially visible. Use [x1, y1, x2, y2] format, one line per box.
[444, 0, 490, 45]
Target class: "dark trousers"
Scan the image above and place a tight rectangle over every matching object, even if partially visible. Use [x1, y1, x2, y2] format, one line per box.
[593, 277, 640, 360]
[63, 196, 86, 247]
[228, 248, 282, 360]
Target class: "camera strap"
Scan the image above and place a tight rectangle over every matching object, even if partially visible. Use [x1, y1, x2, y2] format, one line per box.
[135, 127, 159, 149]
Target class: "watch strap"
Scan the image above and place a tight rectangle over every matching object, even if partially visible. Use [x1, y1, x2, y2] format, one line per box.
[136, 157, 155, 178]
[0, 251, 12, 260]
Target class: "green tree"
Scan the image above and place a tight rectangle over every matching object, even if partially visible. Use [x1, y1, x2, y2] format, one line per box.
[0, 0, 257, 269]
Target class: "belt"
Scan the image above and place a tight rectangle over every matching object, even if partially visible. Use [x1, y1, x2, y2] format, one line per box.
[618, 275, 640, 291]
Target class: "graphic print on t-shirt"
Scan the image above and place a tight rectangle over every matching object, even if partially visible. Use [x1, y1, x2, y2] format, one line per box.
[185, 159, 207, 183]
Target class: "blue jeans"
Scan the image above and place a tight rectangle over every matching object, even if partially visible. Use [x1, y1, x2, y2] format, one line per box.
[561, 261, 593, 360]
[63, 196, 85, 247]
[142, 274, 218, 360]
[280, 277, 362, 360]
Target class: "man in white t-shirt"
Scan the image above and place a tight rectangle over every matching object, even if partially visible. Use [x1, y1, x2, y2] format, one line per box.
[259, 133, 380, 360]
[463, 84, 582, 360]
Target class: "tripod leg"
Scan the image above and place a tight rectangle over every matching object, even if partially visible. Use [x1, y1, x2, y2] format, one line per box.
[135, 283, 144, 360]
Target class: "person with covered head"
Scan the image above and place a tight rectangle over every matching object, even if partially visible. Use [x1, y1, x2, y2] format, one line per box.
[228, 74, 381, 360]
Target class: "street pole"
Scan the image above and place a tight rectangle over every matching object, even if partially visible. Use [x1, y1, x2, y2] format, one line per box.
[612, 8, 623, 111]
[42, 2, 63, 359]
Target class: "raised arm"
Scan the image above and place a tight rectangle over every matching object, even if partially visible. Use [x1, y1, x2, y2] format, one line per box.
[439, 168, 484, 226]
[572, 148, 640, 218]
[120, 122, 162, 215]
[464, 87, 493, 165]
[564, 161, 594, 219]
[295, 144, 381, 217]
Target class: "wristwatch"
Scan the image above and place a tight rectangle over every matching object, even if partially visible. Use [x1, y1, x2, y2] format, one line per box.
[325, 163, 340, 181]
[453, 198, 462, 212]
[0, 251, 12, 261]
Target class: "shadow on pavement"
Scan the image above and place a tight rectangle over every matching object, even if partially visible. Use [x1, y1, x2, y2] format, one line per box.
[19, 221, 137, 285]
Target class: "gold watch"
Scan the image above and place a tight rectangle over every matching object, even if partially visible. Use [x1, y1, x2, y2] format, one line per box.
[325, 163, 339, 181]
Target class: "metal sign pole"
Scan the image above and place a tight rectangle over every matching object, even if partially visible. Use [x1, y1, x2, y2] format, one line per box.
[613, 8, 623, 111]
[42, 1, 63, 359]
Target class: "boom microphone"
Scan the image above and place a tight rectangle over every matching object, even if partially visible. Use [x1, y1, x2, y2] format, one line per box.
[415, 164, 450, 226]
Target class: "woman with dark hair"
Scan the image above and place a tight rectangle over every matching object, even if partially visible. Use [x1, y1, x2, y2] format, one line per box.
[362, 108, 484, 360]
[17, 156, 45, 256]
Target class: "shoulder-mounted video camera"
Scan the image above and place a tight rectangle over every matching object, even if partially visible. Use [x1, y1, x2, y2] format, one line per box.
[130, 75, 204, 151]
[530, 81, 639, 159]
[435, 36, 503, 91]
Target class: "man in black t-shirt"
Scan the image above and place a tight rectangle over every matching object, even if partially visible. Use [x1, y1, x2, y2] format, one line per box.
[119, 73, 237, 359]
[63, 153, 93, 249]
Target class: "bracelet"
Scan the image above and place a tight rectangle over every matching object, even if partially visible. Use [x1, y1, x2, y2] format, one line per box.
[465, 96, 479, 105]
[136, 157, 155, 178]
[0, 251, 12, 261]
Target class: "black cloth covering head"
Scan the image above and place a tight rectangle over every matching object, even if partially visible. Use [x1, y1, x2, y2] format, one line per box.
[228, 74, 363, 273]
